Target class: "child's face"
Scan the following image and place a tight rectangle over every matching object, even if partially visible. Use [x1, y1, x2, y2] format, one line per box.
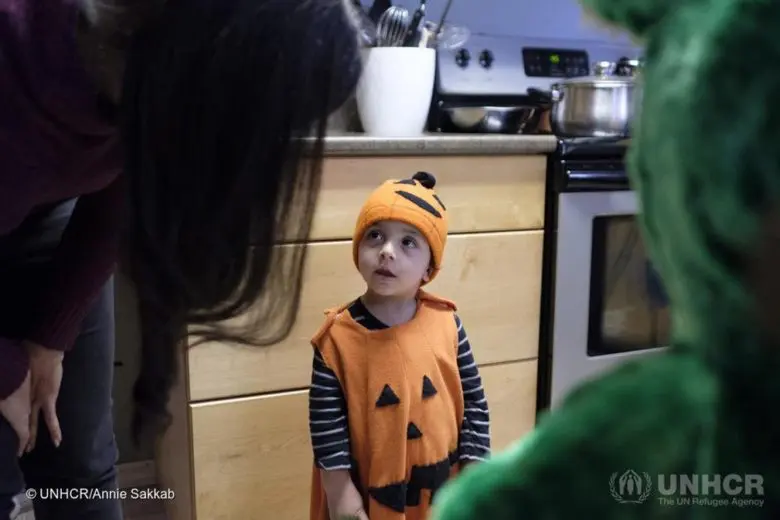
[357, 220, 432, 299]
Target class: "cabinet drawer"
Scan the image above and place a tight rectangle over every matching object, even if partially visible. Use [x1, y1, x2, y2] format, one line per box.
[190, 390, 311, 520]
[301, 155, 546, 242]
[188, 231, 543, 401]
[484, 360, 538, 452]
[189, 360, 537, 520]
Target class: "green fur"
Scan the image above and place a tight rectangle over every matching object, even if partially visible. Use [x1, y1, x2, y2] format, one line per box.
[430, 0, 780, 516]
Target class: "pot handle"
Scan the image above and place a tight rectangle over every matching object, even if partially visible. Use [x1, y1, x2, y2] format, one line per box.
[527, 87, 564, 105]
[527, 87, 551, 104]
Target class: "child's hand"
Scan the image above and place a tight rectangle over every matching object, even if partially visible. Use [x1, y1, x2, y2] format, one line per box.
[336, 508, 369, 520]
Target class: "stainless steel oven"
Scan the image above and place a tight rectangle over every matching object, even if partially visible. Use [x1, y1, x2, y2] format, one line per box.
[537, 138, 670, 411]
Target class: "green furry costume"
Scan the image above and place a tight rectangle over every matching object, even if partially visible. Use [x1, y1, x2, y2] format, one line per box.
[429, 0, 780, 517]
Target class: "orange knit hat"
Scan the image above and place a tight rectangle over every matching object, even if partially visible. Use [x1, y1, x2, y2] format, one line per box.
[353, 171, 449, 283]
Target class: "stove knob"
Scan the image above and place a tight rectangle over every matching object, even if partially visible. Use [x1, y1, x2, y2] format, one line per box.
[479, 49, 494, 69]
[455, 48, 470, 68]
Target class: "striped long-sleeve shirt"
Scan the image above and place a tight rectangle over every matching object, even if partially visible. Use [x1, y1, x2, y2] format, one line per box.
[308, 299, 491, 471]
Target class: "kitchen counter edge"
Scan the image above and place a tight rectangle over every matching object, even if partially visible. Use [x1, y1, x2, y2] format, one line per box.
[314, 134, 558, 156]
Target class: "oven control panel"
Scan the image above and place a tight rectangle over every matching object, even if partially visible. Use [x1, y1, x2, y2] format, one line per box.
[522, 48, 589, 78]
[435, 34, 638, 97]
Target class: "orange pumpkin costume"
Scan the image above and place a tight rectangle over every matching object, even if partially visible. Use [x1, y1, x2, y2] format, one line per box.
[308, 173, 491, 520]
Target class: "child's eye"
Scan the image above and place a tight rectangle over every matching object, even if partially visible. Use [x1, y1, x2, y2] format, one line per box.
[367, 229, 382, 241]
[402, 237, 417, 248]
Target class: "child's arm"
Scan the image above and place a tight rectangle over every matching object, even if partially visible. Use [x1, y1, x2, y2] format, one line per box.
[321, 470, 369, 520]
[453, 315, 491, 467]
[309, 348, 368, 520]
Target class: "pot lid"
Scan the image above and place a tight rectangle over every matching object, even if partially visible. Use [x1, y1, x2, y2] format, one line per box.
[554, 59, 638, 87]
[557, 75, 635, 87]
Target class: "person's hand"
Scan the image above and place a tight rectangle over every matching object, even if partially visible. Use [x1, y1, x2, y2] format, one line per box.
[25, 342, 63, 451]
[0, 371, 32, 456]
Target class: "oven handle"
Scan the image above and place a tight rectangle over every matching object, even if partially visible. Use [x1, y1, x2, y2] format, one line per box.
[558, 168, 631, 192]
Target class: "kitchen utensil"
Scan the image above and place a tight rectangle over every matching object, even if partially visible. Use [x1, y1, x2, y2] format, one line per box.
[356, 47, 436, 136]
[376, 6, 410, 47]
[441, 106, 544, 134]
[433, 0, 455, 42]
[527, 66, 637, 138]
[424, 21, 469, 49]
[402, 0, 426, 47]
[418, 24, 434, 48]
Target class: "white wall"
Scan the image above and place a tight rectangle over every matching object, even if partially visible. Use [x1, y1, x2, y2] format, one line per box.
[362, 0, 637, 45]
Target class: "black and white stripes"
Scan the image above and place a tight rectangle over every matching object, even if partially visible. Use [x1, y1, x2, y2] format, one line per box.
[309, 349, 351, 470]
[454, 314, 491, 463]
[308, 300, 491, 470]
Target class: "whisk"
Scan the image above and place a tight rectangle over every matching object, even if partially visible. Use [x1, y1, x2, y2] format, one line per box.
[375, 6, 410, 46]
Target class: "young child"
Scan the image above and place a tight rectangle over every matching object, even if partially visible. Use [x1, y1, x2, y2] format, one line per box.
[308, 172, 491, 520]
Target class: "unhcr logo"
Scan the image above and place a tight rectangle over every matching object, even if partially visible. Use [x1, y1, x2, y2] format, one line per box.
[609, 470, 765, 508]
[609, 470, 652, 504]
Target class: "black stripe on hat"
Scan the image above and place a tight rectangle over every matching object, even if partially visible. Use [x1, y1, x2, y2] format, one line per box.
[394, 190, 443, 218]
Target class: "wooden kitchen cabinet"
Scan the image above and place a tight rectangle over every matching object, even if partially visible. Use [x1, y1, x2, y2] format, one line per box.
[186, 360, 537, 520]
[302, 154, 546, 242]
[155, 153, 548, 520]
[188, 230, 543, 401]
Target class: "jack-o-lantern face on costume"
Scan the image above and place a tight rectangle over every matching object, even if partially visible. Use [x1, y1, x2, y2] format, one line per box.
[363, 369, 461, 513]
[310, 292, 465, 519]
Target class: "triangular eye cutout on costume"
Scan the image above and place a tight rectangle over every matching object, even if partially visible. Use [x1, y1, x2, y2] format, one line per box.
[376, 384, 401, 407]
[407, 422, 423, 440]
[422, 375, 438, 398]
[395, 190, 443, 218]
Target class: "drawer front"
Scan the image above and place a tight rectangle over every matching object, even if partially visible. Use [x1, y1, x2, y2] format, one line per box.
[191, 389, 311, 520]
[189, 360, 537, 520]
[301, 155, 546, 242]
[485, 360, 538, 450]
[188, 231, 543, 401]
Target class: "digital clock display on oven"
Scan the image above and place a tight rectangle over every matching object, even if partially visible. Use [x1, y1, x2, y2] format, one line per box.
[522, 47, 589, 78]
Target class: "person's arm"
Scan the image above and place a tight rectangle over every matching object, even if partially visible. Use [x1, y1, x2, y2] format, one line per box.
[0, 0, 122, 400]
[454, 314, 491, 467]
[25, 174, 125, 353]
[309, 348, 368, 520]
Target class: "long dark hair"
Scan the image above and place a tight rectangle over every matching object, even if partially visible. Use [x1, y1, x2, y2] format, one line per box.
[118, 0, 362, 445]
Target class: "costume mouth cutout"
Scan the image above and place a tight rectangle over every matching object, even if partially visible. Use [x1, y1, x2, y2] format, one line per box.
[310, 291, 468, 519]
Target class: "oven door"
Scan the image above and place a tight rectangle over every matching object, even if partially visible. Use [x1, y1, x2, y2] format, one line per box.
[549, 189, 670, 409]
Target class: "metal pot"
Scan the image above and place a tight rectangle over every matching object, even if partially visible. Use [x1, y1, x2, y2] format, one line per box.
[528, 73, 637, 138]
[440, 105, 544, 134]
